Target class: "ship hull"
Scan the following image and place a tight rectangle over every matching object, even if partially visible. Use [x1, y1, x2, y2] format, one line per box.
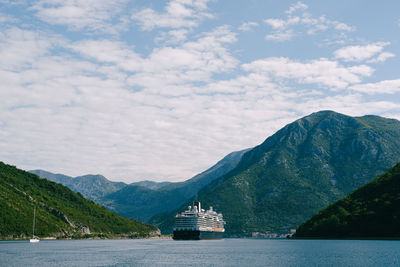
[173, 230, 224, 240]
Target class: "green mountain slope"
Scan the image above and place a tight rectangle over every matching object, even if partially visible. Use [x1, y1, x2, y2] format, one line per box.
[295, 162, 400, 238]
[154, 111, 400, 235]
[130, 180, 172, 190]
[29, 170, 127, 202]
[0, 162, 158, 239]
[101, 149, 249, 222]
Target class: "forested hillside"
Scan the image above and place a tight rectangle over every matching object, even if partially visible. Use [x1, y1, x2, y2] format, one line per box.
[295, 162, 400, 238]
[0, 162, 158, 239]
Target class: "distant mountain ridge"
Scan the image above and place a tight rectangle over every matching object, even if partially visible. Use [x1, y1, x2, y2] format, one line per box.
[29, 170, 173, 198]
[32, 148, 250, 222]
[29, 170, 127, 202]
[295, 162, 400, 238]
[153, 111, 400, 235]
[0, 162, 158, 239]
[101, 149, 250, 222]
[130, 180, 172, 190]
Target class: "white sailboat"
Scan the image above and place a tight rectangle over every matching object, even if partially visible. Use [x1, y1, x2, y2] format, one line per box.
[30, 206, 40, 243]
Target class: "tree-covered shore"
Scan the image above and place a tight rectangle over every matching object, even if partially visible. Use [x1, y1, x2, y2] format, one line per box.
[0, 162, 159, 240]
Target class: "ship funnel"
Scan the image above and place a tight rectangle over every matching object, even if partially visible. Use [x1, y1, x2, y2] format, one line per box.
[193, 201, 201, 212]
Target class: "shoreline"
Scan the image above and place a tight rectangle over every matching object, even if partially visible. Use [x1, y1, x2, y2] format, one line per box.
[290, 236, 400, 241]
[0, 235, 172, 241]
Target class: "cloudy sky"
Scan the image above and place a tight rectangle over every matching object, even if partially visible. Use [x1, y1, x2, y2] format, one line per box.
[1, 0, 400, 182]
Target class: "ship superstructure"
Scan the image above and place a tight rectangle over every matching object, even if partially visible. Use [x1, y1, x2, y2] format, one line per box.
[173, 201, 225, 240]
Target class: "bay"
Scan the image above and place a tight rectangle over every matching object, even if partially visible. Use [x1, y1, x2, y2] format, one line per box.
[1, 239, 400, 266]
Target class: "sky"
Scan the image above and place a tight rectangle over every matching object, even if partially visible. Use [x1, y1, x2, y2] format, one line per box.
[1, 0, 400, 183]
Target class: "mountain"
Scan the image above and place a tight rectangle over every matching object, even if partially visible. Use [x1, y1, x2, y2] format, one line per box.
[29, 170, 127, 202]
[130, 180, 172, 190]
[153, 111, 400, 235]
[101, 149, 250, 222]
[294, 162, 400, 238]
[0, 162, 158, 239]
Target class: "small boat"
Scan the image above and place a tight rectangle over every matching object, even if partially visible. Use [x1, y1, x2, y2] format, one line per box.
[29, 206, 40, 243]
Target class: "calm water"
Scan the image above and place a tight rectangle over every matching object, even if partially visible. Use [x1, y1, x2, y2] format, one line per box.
[1, 239, 400, 266]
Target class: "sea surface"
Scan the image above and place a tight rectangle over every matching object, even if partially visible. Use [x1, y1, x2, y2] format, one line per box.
[1, 238, 400, 266]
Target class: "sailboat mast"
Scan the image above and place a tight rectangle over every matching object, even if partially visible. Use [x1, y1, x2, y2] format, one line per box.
[29, 206, 40, 242]
[32, 206, 36, 238]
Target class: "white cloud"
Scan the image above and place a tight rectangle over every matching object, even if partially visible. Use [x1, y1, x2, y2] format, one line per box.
[349, 79, 400, 95]
[265, 30, 293, 42]
[132, 0, 214, 31]
[155, 29, 189, 44]
[264, 2, 354, 42]
[130, 26, 238, 89]
[367, 52, 395, 63]
[69, 39, 143, 72]
[334, 42, 393, 62]
[70, 25, 238, 91]
[0, 12, 19, 24]
[242, 57, 373, 89]
[264, 17, 299, 30]
[32, 0, 128, 34]
[332, 21, 354, 32]
[285, 1, 308, 15]
[0, 27, 57, 71]
[238, 21, 259, 32]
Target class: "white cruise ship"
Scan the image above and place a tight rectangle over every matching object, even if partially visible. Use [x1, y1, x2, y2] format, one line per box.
[173, 201, 225, 240]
